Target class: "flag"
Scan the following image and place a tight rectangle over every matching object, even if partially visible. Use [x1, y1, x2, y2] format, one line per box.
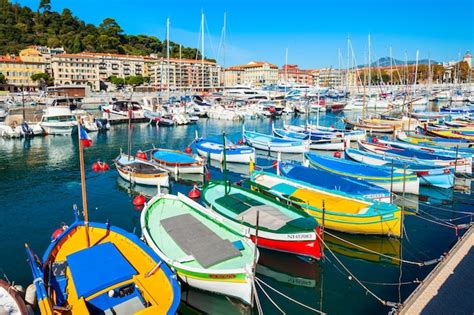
[79, 126, 92, 147]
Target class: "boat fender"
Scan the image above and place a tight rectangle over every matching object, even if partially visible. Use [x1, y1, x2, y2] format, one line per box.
[188, 185, 201, 199]
[133, 194, 146, 207]
[13, 284, 25, 295]
[371, 137, 378, 143]
[237, 139, 244, 145]
[272, 160, 279, 169]
[25, 284, 37, 306]
[135, 151, 147, 160]
[184, 146, 192, 154]
[92, 162, 102, 172]
[333, 151, 342, 158]
[100, 162, 110, 171]
[205, 169, 211, 181]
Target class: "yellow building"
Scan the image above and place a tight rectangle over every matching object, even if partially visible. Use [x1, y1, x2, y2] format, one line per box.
[0, 47, 47, 90]
[224, 61, 278, 86]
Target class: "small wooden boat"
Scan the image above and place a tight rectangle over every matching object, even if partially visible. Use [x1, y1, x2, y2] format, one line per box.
[141, 193, 257, 305]
[151, 148, 204, 174]
[202, 181, 322, 260]
[25, 219, 181, 315]
[114, 152, 169, 187]
[358, 140, 472, 176]
[272, 126, 345, 151]
[305, 152, 420, 195]
[421, 127, 474, 141]
[195, 134, 255, 164]
[280, 162, 391, 202]
[243, 126, 310, 153]
[249, 171, 402, 237]
[0, 279, 29, 315]
[283, 122, 366, 142]
[399, 130, 473, 149]
[345, 147, 454, 189]
[344, 118, 398, 133]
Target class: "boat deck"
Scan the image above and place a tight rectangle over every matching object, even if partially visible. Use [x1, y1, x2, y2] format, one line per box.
[399, 224, 474, 314]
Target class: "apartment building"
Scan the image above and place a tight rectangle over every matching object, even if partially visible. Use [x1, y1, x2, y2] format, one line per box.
[279, 64, 314, 85]
[224, 61, 278, 86]
[149, 58, 221, 91]
[312, 68, 346, 87]
[51, 53, 100, 90]
[0, 47, 47, 90]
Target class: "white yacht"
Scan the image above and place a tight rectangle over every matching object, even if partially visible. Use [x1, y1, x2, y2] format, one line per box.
[39, 107, 78, 135]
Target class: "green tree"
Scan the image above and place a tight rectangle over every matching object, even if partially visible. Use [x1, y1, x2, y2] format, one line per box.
[31, 72, 53, 89]
[39, 0, 51, 12]
[0, 73, 7, 84]
[125, 75, 145, 86]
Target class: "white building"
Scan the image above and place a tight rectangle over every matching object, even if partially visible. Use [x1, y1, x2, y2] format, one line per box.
[224, 61, 278, 86]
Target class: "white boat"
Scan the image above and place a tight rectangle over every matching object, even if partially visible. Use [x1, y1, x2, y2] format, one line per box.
[102, 100, 145, 119]
[114, 152, 170, 187]
[39, 107, 77, 135]
[0, 279, 30, 315]
[195, 134, 256, 164]
[141, 193, 257, 305]
[243, 126, 310, 153]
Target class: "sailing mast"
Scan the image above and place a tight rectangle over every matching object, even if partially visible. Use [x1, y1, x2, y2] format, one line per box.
[201, 12, 205, 92]
[222, 12, 227, 88]
[389, 46, 393, 86]
[285, 48, 289, 89]
[166, 17, 170, 100]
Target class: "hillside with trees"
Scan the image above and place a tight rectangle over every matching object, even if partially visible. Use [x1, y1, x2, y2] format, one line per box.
[0, 0, 209, 60]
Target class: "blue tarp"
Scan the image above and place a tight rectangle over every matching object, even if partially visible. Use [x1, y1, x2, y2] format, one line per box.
[153, 150, 196, 164]
[67, 242, 137, 298]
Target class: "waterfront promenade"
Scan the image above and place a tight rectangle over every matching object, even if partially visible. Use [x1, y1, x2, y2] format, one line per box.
[400, 224, 474, 314]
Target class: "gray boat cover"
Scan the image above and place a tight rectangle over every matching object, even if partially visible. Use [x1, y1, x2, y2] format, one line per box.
[236, 205, 293, 230]
[161, 213, 241, 268]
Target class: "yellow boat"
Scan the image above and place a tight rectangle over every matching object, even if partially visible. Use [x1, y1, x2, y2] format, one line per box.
[249, 171, 402, 237]
[25, 219, 181, 315]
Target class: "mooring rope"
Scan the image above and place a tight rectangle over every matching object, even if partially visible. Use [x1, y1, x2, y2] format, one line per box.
[316, 233, 400, 308]
[255, 277, 326, 314]
[255, 278, 285, 314]
[323, 230, 442, 266]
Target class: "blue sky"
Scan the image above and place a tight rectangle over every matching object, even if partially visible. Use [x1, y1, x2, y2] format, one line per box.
[18, 0, 474, 68]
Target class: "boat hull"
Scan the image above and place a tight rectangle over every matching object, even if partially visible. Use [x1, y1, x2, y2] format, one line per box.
[249, 232, 321, 260]
[116, 165, 169, 187]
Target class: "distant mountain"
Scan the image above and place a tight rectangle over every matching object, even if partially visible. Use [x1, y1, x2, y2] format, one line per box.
[358, 57, 440, 68]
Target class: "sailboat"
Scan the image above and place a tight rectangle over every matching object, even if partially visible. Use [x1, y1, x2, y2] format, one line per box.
[25, 125, 181, 315]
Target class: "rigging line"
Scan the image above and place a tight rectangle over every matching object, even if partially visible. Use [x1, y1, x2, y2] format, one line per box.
[399, 195, 473, 215]
[315, 234, 399, 307]
[255, 277, 326, 314]
[413, 213, 458, 229]
[204, 18, 218, 60]
[252, 280, 264, 315]
[255, 278, 286, 314]
[414, 207, 461, 225]
[360, 279, 421, 286]
[323, 230, 425, 266]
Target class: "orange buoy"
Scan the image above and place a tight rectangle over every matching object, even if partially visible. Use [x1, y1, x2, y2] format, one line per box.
[184, 146, 192, 154]
[333, 151, 342, 158]
[188, 185, 201, 199]
[133, 194, 146, 207]
[135, 150, 147, 160]
[272, 160, 279, 169]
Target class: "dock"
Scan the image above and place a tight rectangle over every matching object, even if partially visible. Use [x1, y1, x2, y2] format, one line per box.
[399, 224, 474, 314]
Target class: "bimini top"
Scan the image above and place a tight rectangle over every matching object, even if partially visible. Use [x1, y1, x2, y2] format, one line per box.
[67, 242, 137, 298]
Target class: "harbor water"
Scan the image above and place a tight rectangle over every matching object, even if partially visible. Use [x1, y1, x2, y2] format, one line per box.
[0, 112, 472, 314]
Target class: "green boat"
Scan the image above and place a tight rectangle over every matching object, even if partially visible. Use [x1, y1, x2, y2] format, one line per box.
[201, 181, 322, 260]
[140, 193, 257, 305]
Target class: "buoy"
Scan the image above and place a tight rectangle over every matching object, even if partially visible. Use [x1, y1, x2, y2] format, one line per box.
[371, 137, 378, 143]
[205, 169, 211, 181]
[92, 161, 109, 172]
[135, 150, 147, 160]
[188, 185, 201, 199]
[333, 151, 342, 158]
[272, 160, 279, 169]
[51, 228, 64, 241]
[92, 162, 102, 172]
[133, 194, 146, 207]
[184, 146, 192, 154]
[237, 139, 244, 145]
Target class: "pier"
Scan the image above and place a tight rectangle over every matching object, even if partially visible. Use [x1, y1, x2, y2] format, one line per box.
[399, 224, 474, 314]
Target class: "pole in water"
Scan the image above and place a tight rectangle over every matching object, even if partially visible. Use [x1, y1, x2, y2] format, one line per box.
[401, 163, 407, 240]
[454, 144, 459, 176]
[390, 160, 395, 203]
[321, 199, 325, 259]
[222, 132, 229, 194]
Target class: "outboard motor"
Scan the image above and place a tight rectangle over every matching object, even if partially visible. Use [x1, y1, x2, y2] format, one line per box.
[21, 121, 34, 137]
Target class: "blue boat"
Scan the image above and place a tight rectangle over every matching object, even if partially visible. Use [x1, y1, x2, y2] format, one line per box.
[243, 126, 309, 153]
[194, 134, 255, 163]
[272, 125, 345, 151]
[151, 148, 204, 174]
[280, 162, 391, 203]
[305, 152, 420, 195]
[345, 147, 454, 189]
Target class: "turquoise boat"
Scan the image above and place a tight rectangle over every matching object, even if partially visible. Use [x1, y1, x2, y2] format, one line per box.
[141, 193, 257, 305]
[151, 148, 204, 174]
[305, 152, 420, 195]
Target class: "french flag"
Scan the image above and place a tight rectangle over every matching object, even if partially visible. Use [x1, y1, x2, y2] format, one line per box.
[79, 126, 92, 147]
